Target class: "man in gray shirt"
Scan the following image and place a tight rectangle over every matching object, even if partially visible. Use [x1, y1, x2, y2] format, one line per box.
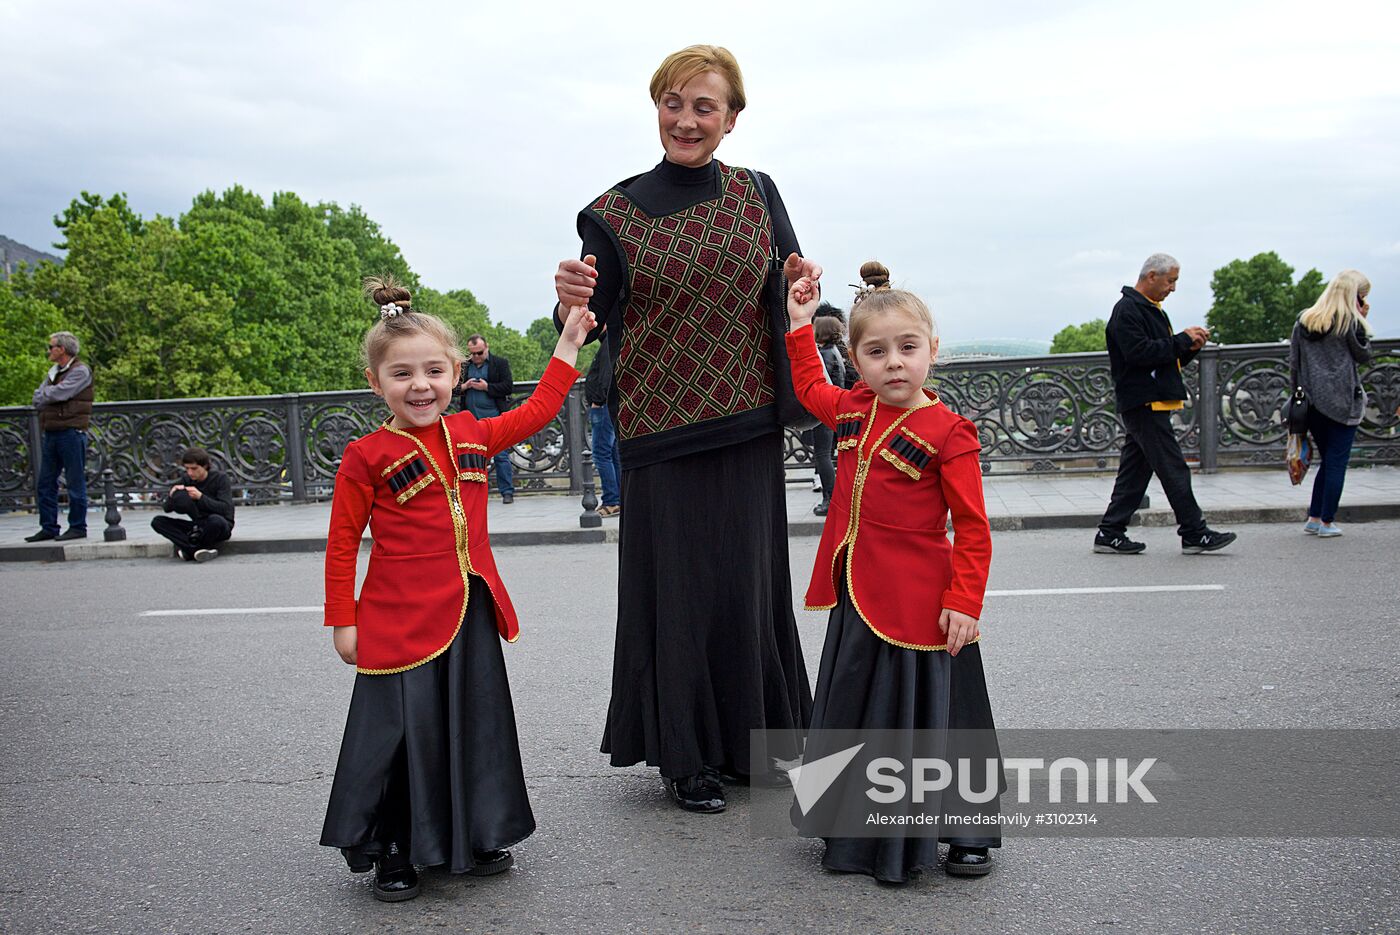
[26, 331, 94, 542]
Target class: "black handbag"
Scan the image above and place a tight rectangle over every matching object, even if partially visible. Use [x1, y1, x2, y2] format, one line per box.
[745, 168, 818, 431]
[1285, 387, 1310, 435]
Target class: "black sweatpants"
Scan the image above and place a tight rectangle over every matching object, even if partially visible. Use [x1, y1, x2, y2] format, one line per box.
[1098, 405, 1206, 539]
[151, 514, 233, 556]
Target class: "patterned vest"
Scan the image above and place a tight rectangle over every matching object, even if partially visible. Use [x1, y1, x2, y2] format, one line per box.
[585, 163, 777, 465]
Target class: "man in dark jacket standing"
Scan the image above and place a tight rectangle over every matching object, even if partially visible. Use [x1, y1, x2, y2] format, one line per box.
[1095, 254, 1237, 555]
[151, 447, 236, 562]
[458, 334, 517, 503]
[25, 331, 94, 542]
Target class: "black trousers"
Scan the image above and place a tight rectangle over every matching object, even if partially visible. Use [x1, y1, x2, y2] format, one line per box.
[812, 424, 836, 500]
[1099, 405, 1206, 538]
[151, 514, 233, 555]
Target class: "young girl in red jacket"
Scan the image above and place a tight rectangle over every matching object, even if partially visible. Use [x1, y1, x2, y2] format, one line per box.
[785, 263, 1001, 885]
[320, 275, 595, 902]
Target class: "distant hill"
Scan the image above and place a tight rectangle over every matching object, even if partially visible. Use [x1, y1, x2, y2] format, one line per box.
[0, 235, 62, 280]
[941, 339, 1052, 360]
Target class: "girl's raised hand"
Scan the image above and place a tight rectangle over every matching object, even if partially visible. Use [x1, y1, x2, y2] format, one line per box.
[555, 255, 598, 309]
[560, 304, 598, 349]
[939, 608, 980, 657]
[788, 276, 821, 329]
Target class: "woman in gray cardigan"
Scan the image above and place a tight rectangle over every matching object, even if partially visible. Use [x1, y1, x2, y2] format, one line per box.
[1288, 269, 1373, 537]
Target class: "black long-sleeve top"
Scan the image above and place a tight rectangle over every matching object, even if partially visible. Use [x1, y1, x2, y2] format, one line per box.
[162, 468, 236, 525]
[1105, 286, 1200, 413]
[555, 158, 803, 466]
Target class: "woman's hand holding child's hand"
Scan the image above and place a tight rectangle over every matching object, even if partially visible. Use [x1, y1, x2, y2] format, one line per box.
[788, 276, 821, 330]
[939, 608, 980, 656]
[333, 626, 357, 666]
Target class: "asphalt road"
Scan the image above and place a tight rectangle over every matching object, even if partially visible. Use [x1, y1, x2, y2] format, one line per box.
[2, 522, 1398, 935]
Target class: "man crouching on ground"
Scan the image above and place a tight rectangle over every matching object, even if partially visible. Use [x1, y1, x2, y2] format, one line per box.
[151, 447, 235, 562]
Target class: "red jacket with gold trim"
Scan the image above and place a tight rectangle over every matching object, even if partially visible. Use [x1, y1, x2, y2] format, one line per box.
[786, 326, 992, 651]
[323, 357, 579, 674]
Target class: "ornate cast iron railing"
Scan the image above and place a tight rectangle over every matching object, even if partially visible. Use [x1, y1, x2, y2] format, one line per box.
[3, 341, 1397, 509]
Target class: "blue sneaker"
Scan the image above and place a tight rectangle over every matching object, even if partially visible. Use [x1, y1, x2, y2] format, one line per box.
[1317, 523, 1343, 538]
[1302, 519, 1321, 535]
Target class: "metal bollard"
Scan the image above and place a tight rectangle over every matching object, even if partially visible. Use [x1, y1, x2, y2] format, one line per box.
[102, 468, 126, 542]
[579, 411, 602, 526]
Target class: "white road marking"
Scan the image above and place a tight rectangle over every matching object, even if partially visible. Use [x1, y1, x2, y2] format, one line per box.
[140, 606, 320, 617]
[985, 585, 1225, 597]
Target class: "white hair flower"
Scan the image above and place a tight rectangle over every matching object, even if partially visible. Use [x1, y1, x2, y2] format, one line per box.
[380, 303, 403, 321]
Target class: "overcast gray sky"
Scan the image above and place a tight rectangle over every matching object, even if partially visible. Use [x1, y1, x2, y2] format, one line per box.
[4, 0, 1398, 341]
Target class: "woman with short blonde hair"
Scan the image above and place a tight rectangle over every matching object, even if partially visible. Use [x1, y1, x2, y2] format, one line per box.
[551, 44, 819, 814]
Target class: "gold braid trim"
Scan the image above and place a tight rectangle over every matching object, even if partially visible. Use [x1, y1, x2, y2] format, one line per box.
[836, 437, 860, 451]
[455, 442, 487, 451]
[394, 473, 435, 504]
[355, 615, 465, 675]
[380, 451, 419, 477]
[900, 426, 938, 456]
[836, 411, 865, 421]
[880, 449, 922, 481]
[462, 471, 487, 483]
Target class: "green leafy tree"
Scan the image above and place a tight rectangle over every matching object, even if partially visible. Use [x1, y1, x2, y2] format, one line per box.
[0, 277, 67, 405]
[52, 191, 144, 250]
[1207, 252, 1326, 345]
[1050, 319, 1107, 354]
[12, 185, 548, 400]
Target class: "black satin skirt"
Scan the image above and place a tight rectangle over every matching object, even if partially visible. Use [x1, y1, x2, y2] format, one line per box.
[320, 576, 535, 873]
[796, 576, 1002, 884]
[601, 432, 812, 779]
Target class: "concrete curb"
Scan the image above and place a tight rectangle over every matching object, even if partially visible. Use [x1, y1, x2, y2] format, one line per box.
[2, 503, 1397, 563]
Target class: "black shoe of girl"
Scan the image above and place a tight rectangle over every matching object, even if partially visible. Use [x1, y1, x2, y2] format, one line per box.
[372, 843, 420, 902]
[665, 771, 726, 813]
[467, 849, 515, 876]
[944, 845, 992, 877]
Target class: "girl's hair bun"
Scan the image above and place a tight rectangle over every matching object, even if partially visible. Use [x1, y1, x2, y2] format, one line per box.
[859, 260, 891, 290]
[363, 273, 412, 309]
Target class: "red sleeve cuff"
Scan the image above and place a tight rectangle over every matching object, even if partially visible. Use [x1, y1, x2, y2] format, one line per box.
[941, 593, 984, 620]
[323, 600, 357, 628]
[541, 355, 581, 391]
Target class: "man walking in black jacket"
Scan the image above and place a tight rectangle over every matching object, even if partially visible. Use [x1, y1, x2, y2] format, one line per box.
[1095, 254, 1237, 555]
[151, 447, 236, 562]
[458, 334, 517, 503]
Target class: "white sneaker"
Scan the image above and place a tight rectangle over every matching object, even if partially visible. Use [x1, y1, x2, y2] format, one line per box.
[1316, 523, 1343, 538]
[193, 548, 219, 562]
[1302, 519, 1321, 535]
[810, 476, 822, 492]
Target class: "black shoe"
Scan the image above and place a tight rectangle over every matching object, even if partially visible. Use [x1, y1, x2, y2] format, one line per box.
[372, 843, 419, 902]
[1182, 528, 1237, 554]
[467, 849, 515, 876]
[945, 845, 992, 877]
[24, 530, 57, 543]
[1093, 532, 1145, 554]
[813, 499, 829, 516]
[502, 493, 514, 504]
[56, 527, 87, 541]
[665, 771, 726, 813]
[720, 759, 790, 789]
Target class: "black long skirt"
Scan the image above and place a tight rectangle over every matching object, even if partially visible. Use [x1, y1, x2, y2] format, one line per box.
[798, 576, 1002, 884]
[601, 432, 812, 779]
[320, 576, 535, 873]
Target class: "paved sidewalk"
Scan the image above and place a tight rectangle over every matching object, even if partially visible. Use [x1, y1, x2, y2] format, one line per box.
[3, 465, 1399, 562]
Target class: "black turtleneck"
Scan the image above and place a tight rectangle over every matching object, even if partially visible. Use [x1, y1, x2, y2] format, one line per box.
[556, 158, 801, 338]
